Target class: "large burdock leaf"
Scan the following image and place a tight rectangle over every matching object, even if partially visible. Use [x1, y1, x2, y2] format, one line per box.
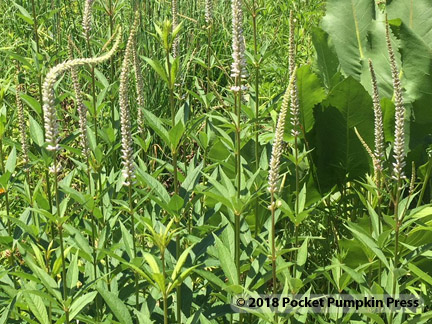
[311, 27, 340, 90]
[311, 77, 374, 191]
[322, 0, 374, 78]
[294, 65, 326, 134]
[387, 0, 432, 44]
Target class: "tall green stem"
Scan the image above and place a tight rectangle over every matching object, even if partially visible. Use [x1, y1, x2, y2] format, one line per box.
[234, 75, 243, 324]
[417, 156, 432, 207]
[0, 139, 10, 234]
[270, 193, 277, 295]
[54, 158, 70, 324]
[31, 0, 53, 214]
[390, 180, 401, 324]
[161, 249, 168, 324]
[252, 1, 261, 238]
[166, 46, 181, 323]
[128, 184, 139, 307]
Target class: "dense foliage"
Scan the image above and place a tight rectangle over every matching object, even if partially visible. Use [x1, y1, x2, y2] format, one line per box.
[0, 0, 431, 323]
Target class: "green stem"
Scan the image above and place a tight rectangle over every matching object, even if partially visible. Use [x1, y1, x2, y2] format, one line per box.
[270, 193, 277, 295]
[252, 1, 260, 238]
[293, 135, 299, 278]
[206, 24, 212, 93]
[390, 179, 402, 324]
[0, 139, 10, 234]
[54, 159, 70, 324]
[161, 249, 168, 324]
[128, 185, 139, 307]
[234, 76, 243, 324]
[417, 156, 432, 207]
[31, 0, 53, 214]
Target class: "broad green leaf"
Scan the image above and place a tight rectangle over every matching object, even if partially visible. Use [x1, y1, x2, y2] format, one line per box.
[136, 169, 170, 205]
[143, 57, 168, 84]
[214, 235, 238, 285]
[29, 114, 44, 146]
[5, 146, 16, 174]
[346, 223, 390, 269]
[69, 292, 97, 320]
[24, 291, 49, 324]
[311, 27, 340, 89]
[169, 121, 185, 149]
[66, 252, 79, 289]
[171, 245, 194, 281]
[21, 93, 41, 115]
[143, 253, 165, 291]
[120, 221, 134, 260]
[141, 109, 170, 144]
[294, 65, 326, 133]
[407, 263, 432, 286]
[13, 2, 34, 25]
[322, 0, 373, 78]
[97, 288, 133, 324]
[311, 77, 374, 191]
[168, 194, 184, 212]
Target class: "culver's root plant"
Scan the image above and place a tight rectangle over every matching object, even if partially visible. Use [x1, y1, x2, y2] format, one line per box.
[1, 0, 432, 323]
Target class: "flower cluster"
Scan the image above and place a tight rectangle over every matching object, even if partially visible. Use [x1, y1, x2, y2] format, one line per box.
[368, 59, 385, 174]
[386, 21, 406, 181]
[68, 37, 89, 157]
[268, 69, 297, 194]
[205, 0, 213, 25]
[172, 0, 179, 58]
[132, 41, 145, 134]
[42, 30, 121, 152]
[82, 0, 94, 42]
[289, 11, 300, 137]
[230, 0, 247, 90]
[15, 79, 29, 165]
[119, 13, 140, 186]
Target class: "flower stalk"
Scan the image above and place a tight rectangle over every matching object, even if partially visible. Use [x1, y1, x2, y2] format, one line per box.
[268, 68, 297, 294]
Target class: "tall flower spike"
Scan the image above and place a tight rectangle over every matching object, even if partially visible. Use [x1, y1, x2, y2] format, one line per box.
[268, 68, 297, 194]
[289, 11, 300, 137]
[132, 41, 145, 134]
[172, 0, 179, 58]
[68, 36, 90, 157]
[205, 0, 213, 25]
[386, 19, 406, 181]
[368, 59, 385, 173]
[119, 13, 140, 186]
[230, 0, 248, 91]
[83, 0, 94, 42]
[42, 29, 121, 152]
[16, 73, 29, 166]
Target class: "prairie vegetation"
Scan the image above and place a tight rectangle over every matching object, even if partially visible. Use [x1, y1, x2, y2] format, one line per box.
[0, 0, 431, 323]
